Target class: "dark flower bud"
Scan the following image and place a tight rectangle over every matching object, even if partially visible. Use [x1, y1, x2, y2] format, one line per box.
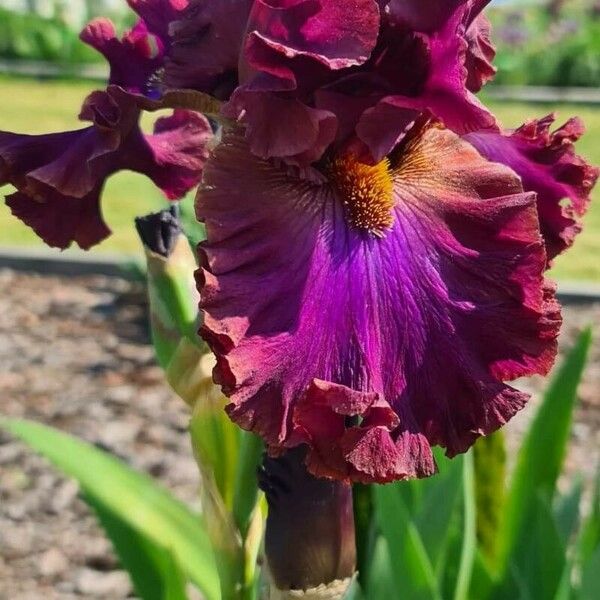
[259, 447, 356, 596]
[135, 205, 182, 258]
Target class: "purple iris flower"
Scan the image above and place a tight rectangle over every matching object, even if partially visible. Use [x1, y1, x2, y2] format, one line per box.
[193, 0, 597, 482]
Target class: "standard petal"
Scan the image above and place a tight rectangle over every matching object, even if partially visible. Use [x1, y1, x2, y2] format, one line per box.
[246, 0, 381, 71]
[196, 125, 559, 482]
[465, 115, 600, 261]
[223, 89, 337, 164]
[165, 0, 253, 98]
[393, 4, 497, 133]
[386, 0, 467, 32]
[465, 14, 496, 92]
[348, 2, 496, 162]
[127, 0, 189, 43]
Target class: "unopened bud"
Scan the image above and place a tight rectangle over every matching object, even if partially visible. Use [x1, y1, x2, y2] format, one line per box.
[135, 204, 181, 258]
[136, 206, 207, 405]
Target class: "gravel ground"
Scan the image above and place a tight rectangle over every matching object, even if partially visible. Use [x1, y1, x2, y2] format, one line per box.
[0, 269, 599, 599]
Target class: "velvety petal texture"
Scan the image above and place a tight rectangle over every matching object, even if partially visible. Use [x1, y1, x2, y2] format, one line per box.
[165, 0, 253, 98]
[367, 1, 497, 143]
[222, 0, 381, 164]
[127, 0, 189, 45]
[196, 125, 560, 483]
[465, 13, 496, 93]
[465, 115, 600, 262]
[222, 0, 500, 166]
[0, 88, 212, 249]
[246, 0, 381, 71]
[80, 18, 164, 94]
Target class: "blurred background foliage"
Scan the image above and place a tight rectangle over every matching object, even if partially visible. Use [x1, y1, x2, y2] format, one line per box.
[0, 1, 133, 65]
[491, 0, 600, 87]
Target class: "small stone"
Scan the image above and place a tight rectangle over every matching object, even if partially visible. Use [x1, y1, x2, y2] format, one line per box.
[56, 580, 77, 594]
[105, 385, 136, 405]
[1, 466, 30, 492]
[39, 548, 69, 577]
[0, 522, 34, 558]
[50, 480, 79, 514]
[97, 420, 142, 449]
[6, 503, 27, 521]
[75, 568, 133, 597]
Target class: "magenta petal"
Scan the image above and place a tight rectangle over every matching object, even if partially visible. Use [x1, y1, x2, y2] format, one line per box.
[6, 189, 110, 250]
[0, 126, 119, 200]
[135, 110, 213, 199]
[223, 89, 337, 164]
[126, 0, 188, 43]
[465, 115, 599, 262]
[196, 127, 559, 482]
[80, 18, 164, 93]
[356, 103, 418, 163]
[247, 0, 380, 70]
[386, 0, 467, 32]
[1, 88, 210, 249]
[465, 14, 496, 92]
[362, 4, 497, 140]
[165, 0, 253, 98]
[294, 380, 433, 483]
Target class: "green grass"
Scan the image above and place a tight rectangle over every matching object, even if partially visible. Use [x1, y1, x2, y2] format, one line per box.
[0, 76, 598, 280]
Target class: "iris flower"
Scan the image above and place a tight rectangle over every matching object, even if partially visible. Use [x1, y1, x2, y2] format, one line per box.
[194, 0, 597, 482]
[1, 0, 597, 484]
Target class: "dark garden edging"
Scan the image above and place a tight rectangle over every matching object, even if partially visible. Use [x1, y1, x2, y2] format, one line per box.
[485, 86, 600, 105]
[0, 246, 137, 279]
[1, 247, 599, 304]
[0, 59, 107, 81]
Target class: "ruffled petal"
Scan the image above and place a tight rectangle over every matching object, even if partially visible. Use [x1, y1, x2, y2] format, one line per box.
[222, 0, 380, 164]
[465, 115, 599, 262]
[6, 189, 110, 250]
[348, 2, 496, 161]
[294, 380, 435, 483]
[386, 0, 466, 32]
[80, 18, 164, 93]
[134, 109, 213, 198]
[196, 125, 559, 482]
[127, 0, 189, 43]
[246, 0, 380, 71]
[165, 0, 253, 98]
[465, 14, 496, 93]
[384, 4, 497, 134]
[1, 88, 211, 249]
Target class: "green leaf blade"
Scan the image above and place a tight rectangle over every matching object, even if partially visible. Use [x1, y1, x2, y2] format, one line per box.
[2, 418, 221, 600]
[374, 484, 441, 600]
[87, 494, 188, 600]
[498, 329, 592, 574]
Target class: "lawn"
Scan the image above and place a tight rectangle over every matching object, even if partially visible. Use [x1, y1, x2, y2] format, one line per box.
[0, 76, 598, 281]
